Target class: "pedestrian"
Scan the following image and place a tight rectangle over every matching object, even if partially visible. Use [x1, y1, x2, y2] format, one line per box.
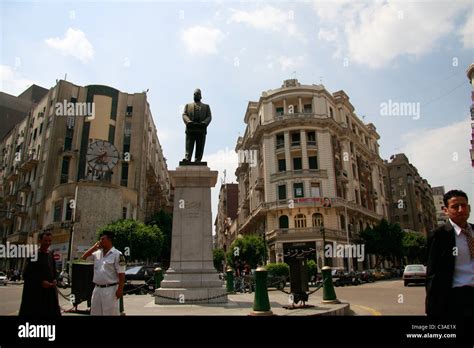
[81, 231, 125, 315]
[425, 189, 474, 316]
[19, 231, 61, 317]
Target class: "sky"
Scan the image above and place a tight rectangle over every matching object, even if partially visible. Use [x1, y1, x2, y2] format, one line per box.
[1, 0, 473, 225]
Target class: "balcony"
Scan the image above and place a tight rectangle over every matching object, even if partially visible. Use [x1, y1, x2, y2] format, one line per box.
[255, 178, 264, 191]
[0, 216, 13, 225]
[18, 182, 31, 193]
[7, 231, 28, 244]
[19, 152, 39, 172]
[336, 169, 349, 182]
[266, 227, 346, 242]
[274, 113, 329, 122]
[270, 169, 328, 182]
[6, 168, 19, 182]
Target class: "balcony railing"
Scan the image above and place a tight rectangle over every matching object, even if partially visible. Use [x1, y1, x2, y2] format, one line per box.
[270, 169, 328, 182]
[266, 227, 347, 242]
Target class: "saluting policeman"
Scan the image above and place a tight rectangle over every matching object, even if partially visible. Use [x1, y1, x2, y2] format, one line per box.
[81, 231, 126, 315]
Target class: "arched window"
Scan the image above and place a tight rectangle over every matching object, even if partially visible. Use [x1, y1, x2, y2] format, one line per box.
[279, 215, 289, 229]
[295, 214, 307, 228]
[312, 213, 324, 227]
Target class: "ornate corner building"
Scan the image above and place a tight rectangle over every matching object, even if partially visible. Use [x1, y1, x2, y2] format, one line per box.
[0, 80, 170, 270]
[234, 79, 389, 270]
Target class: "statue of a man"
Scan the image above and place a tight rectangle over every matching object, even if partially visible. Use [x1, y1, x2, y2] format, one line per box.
[182, 88, 212, 163]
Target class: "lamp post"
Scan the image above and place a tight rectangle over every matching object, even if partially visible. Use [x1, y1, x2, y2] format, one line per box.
[321, 222, 326, 266]
[344, 200, 356, 271]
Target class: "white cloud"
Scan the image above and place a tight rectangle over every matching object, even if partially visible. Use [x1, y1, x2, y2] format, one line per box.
[399, 118, 474, 220]
[181, 26, 225, 56]
[229, 6, 304, 40]
[458, 12, 474, 49]
[318, 27, 338, 42]
[45, 28, 94, 63]
[0, 65, 37, 96]
[278, 55, 305, 71]
[313, 0, 472, 68]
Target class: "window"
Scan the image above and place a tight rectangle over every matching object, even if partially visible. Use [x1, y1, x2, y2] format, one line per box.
[70, 97, 77, 104]
[307, 131, 316, 146]
[121, 163, 129, 187]
[403, 215, 409, 223]
[291, 132, 300, 146]
[303, 104, 312, 113]
[126, 105, 133, 116]
[279, 215, 289, 229]
[65, 201, 73, 221]
[293, 182, 304, 198]
[310, 183, 321, 197]
[39, 123, 43, 135]
[33, 128, 37, 141]
[276, 134, 284, 149]
[124, 123, 131, 153]
[108, 125, 115, 144]
[278, 158, 286, 172]
[122, 207, 128, 219]
[276, 107, 284, 116]
[53, 201, 62, 222]
[308, 156, 318, 170]
[295, 214, 307, 228]
[293, 157, 302, 170]
[65, 127, 73, 151]
[352, 164, 357, 179]
[312, 213, 324, 227]
[60, 157, 69, 184]
[340, 215, 346, 230]
[329, 107, 334, 118]
[278, 184, 287, 200]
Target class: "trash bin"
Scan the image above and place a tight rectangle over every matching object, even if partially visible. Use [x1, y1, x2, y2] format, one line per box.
[71, 261, 94, 307]
[288, 257, 309, 294]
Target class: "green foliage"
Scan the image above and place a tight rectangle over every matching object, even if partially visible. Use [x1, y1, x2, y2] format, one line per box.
[97, 219, 164, 262]
[226, 234, 266, 268]
[402, 231, 427, 264]
[213, 248, 226, 272]
[147, 210, 172, 266]
[306, 259, 318, 278]
[359, 219, 404, 267]
[265, 262, 290, 277]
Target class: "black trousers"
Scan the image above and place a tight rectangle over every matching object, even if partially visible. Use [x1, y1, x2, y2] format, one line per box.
[185, 131, 206, 162]
[447, 286, 474, 316]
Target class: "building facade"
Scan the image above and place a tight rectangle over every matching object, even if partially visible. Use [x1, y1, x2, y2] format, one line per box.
[467, 63, 474, 168]
[214, 183, 238, 252]
[0, 80, 170, 271]
[432, 186, 448, 226]
[384, 154, 437, 237]
[234, 79, 389, 271]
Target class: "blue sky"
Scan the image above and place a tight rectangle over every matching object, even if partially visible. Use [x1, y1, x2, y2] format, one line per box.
[1, 0, 473, 223]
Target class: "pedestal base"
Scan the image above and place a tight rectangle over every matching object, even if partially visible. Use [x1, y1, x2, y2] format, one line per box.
[155, 287, 228, 304]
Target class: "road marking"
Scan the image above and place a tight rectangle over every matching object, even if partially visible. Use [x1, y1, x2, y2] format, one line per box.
[352, 304, 382, 316]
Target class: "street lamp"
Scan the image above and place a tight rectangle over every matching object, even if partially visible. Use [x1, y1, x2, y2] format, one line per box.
[344, 200, 356, 271]
[321, 222, 326, 266]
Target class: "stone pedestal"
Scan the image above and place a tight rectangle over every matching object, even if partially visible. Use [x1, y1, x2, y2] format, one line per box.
[155, 165, 227, 304]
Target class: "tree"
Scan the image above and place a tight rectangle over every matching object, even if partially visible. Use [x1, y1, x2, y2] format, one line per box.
[402, 231, 427, 264]
[213, 248, 226, 272]
[147, 210, 172, 267]
[97, 219, 164, 262]
[359, 219, 404, 268]
[226, 234, 266, 269]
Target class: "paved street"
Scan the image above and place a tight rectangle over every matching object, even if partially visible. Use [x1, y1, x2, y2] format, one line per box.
[0, 279, 425, 316]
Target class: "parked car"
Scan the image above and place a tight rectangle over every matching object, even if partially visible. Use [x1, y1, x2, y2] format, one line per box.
[380, 269, 392, 279]
[124, 265, 157, 294]
[370, 269, 384, 280]
[357, 270, 375, 283]
[403, 264, 426, 286]
[0, 272, 7, 286]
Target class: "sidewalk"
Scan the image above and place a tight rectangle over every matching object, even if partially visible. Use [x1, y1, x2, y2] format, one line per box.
[60, 289, 350, 316]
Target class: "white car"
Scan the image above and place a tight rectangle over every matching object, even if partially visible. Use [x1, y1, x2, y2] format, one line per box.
[402, 264, 426, 286]
[0, 272, 7, 286]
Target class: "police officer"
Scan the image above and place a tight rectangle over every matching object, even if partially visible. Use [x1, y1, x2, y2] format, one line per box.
[81, 231, 125, 315]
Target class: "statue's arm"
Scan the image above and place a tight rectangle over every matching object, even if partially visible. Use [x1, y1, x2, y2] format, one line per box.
[182, 104, 192, 124]
[202, 105, 212, 126]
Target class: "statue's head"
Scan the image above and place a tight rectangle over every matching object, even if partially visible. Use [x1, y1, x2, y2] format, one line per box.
[193, 88, 202, 102]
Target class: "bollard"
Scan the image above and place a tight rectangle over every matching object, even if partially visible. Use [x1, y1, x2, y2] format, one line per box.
[249, 266, 273, 316]
[321, 266, 340, 304]
[154, 267, 163, 289]
[226, 267, 234, 293]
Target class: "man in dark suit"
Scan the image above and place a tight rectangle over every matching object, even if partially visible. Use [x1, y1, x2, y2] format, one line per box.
[182, 88, 212, 163]
[425, 189, 474, 316]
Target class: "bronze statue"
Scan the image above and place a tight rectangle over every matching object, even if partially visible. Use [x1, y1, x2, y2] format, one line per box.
[182, 88, 212, 163]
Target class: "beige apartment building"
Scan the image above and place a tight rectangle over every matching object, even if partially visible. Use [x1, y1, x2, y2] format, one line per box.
[0, 80, 170, 270]
[234, 79, 389, 271]
[214, 183, 238, 252]
[432, 186, 448, 226]
[384, 153, 437, 237]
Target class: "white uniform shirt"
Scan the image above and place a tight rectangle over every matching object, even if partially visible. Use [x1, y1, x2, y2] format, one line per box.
[92, 247, 126, 285]
[449, 219, 474, 288]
